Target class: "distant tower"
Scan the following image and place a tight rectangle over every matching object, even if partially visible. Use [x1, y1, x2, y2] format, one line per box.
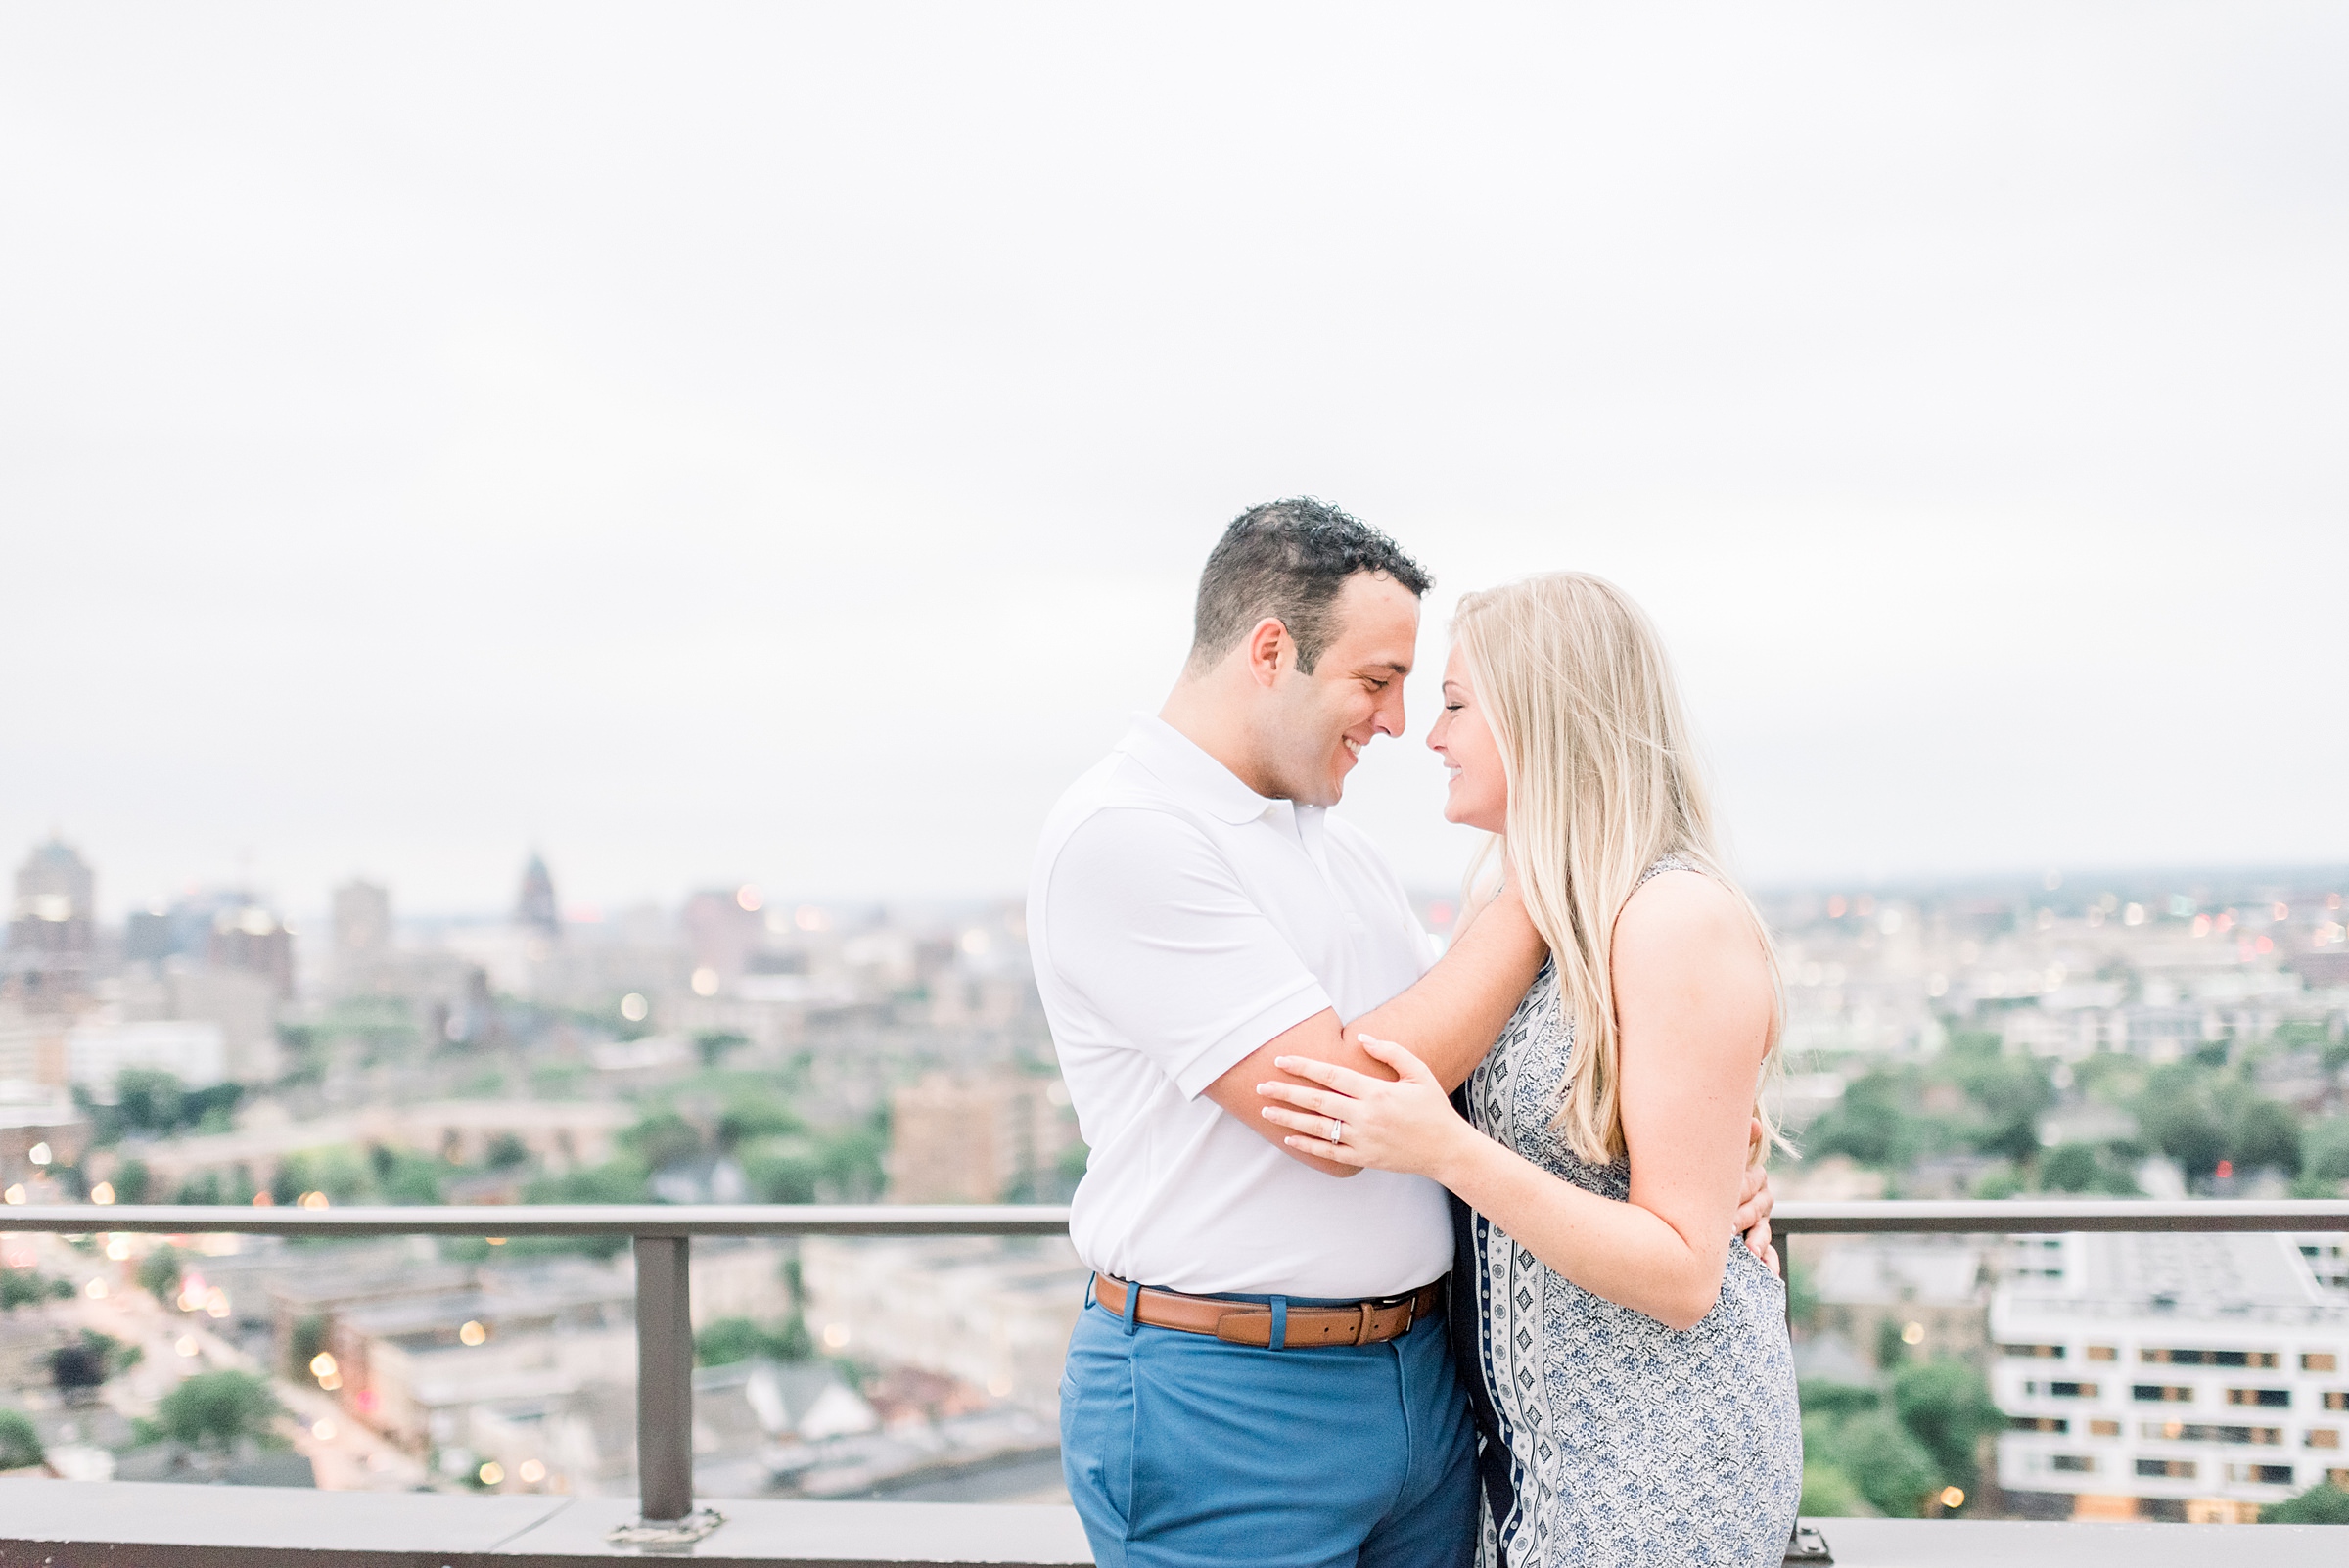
[207, 901, 298, 999]
[4, 836, 98, 1008]
[332, 880, 393, 958]
[515, 853, 561, 941]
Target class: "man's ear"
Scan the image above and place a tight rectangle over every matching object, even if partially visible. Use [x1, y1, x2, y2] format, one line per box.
[1242, 618, 1291, 689]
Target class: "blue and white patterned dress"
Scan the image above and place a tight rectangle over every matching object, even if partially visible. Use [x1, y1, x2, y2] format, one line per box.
[1452, 858, 1802, 1568]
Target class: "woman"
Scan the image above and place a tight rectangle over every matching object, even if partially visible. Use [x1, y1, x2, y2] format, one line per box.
[1258, 572, 1801, 1567]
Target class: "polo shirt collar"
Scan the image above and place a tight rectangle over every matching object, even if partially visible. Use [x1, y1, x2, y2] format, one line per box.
[1119, 715, 1278, 826]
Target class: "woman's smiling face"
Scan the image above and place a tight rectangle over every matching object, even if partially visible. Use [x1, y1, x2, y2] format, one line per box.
[1427, 642, 1507, 833]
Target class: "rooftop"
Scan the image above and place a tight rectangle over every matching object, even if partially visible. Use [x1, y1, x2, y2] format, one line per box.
[3, 1482, 2347, 1566]
[1998, 1231, 2348, 1324]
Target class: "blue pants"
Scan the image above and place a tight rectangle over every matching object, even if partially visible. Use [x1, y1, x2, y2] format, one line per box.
[1060, 1283, 1476, 1568]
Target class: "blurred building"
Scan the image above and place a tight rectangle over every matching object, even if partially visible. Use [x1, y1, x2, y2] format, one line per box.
[1994, 1231, 2349, 1522]
[83, 1096, 634, 1196]
[66, 1018, 227, 1089]
[887, 1072, 1076, 1204]
[1808, 1237, 1992, 1367]
[333, 880, 393, 963]
[4, 837, 98, 1009]
[207, 901, 297, 998]
[799, 1235, 1090, 1414]
[0, 1081, 86, 1188]
[682, 886, 765, 992]
[116, 964, 280, 1084]
[0, 1007, 68, 1086]
[515, 853, 561, 944]
[330, 1271, 636, 1456]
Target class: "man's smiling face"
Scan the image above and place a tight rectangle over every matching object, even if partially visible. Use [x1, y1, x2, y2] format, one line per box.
[1259, 571, 1420, 808]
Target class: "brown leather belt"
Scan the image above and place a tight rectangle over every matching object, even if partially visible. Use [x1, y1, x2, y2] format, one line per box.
[1091, 1273, 1443, 1349]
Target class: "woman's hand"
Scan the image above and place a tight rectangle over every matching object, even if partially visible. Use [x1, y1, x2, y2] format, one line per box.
[1260, 1035, 1479, 1181]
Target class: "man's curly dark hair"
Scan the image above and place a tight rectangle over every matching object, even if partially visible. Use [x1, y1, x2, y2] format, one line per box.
[1187, 498, 1433, 675]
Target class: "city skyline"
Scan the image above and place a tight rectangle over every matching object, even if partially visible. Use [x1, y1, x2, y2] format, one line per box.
[5, 5, 2346, 912]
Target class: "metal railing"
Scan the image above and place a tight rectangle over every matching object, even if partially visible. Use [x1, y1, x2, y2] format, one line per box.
[5, 1197, 2347, 1536]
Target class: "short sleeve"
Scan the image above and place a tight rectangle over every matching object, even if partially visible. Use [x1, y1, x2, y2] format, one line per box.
[1044, 807, 1334, 1098]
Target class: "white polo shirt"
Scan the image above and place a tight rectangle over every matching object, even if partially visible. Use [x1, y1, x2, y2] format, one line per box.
[1027, 715, 1454, 1299]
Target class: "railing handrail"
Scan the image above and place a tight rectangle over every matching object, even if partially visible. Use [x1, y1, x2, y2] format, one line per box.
[8, 1194, 2344, 1535]
[0, 1202, 1076, 1236]
[4, 1196, 2346, 1237]
[1769, 1197, 2349, 1233]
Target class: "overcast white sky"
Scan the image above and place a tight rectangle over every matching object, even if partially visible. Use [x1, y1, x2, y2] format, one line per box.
[4, 4, 2344, 919]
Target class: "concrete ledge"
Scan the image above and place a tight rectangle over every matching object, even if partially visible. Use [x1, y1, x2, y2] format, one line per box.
[1807, 1516, 2346, 1566]
[0, 1481, 1091, 1567]
[0, 1480, 567, 1565]
[2, 1485, 2343, 1567]
[490, 1499, 1091, 1564]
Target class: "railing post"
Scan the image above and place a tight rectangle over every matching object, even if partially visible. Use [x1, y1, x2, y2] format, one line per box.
[634, 1233, 694, 1522]
[1779, 1225, 1832, 1564]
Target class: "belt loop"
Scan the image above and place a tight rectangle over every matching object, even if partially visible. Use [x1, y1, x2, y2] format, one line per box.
[1358, 1301, 1374, 1345]
[1120, 1277, 1141, 1336]
[1268, 1296, 1288, 1352]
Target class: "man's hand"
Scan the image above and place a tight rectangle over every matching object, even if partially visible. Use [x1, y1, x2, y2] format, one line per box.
[1734, 1116, 1777, 1277]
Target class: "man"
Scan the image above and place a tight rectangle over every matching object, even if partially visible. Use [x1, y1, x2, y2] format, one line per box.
[1028, 499, 1773, 1568]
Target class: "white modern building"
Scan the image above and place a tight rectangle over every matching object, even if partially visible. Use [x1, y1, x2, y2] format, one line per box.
[1994, 1231, 2349, 1520]
[66, 1018, 227, 1088]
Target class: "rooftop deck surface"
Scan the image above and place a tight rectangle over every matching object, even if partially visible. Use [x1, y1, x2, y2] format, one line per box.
[2, 1482, 2345, 1566]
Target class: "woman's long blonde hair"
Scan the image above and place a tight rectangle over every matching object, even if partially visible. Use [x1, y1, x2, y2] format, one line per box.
[1454, 572, 1784, 1166]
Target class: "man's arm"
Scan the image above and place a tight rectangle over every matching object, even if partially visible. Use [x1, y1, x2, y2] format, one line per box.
[1203, 880, 1782, 1263]
[1202, 884, 1546, 1176]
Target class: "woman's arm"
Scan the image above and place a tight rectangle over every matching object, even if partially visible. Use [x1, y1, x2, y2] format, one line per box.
[1259, 871, 1773, 1326]
[1198, 882, 1548, 1176]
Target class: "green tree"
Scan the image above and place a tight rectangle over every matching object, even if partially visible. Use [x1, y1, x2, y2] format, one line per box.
[114, 1159, 153, 1205]
[527, 1159, 652, 1205]
[1803, 1071, 1917, 1167]
[154, 1370, 280, 1453]
[0, 1407, 42, 1471]
[2231, 1098, 2303, 1177]
[1945, 1043, 2054, 1164]
[114, 1068, 187, 1133]
[1874, 1317, 1911, 1371]
[1891, 1360, 2002, 1502]
[50, 1330, 137, 1396]
[370, 1146, 445, 1204]
[138, 1245, 185, 1303]
[816, 1111, 889, 1201]
[288, 1314, 329, 1380]
[174, 1172, 226, 1206]
[694, 1314, 814, 1366]
[2300, 1117, 2349, 1185]
[2039, 1142, 2140, 1196]
[2137, 1067, 2228, 1180]
[513, 1159, 654, 1257]
[2261, 1481, 2349, 1523]
[272, 1147, 369, 1206]
[741, 1140, 822, 1205]
[2271, 1021, 2329, 1050]
[2, 1270, 64, 1312]
[1798, 1462, 1872, 1517]
[622, 1111, 705, 1172]
[1805, 1408, 1939, 1518]
[1971, 1166, 2026, 1200]
[717, 1091, 803, 1150]
[1798, 1380, 1881, 1419]
[697, 1031, 751, 1068]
